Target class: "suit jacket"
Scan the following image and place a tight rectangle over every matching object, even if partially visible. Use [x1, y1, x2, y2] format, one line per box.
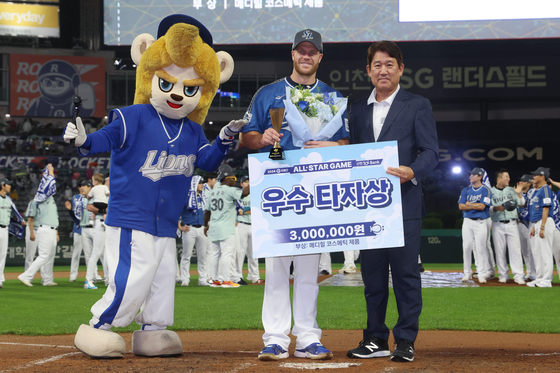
[348, 87, 439, 221]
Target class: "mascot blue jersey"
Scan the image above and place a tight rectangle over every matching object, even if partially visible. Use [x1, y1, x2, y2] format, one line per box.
[78, 104, 228, 238]
[242, 77, 348, 152]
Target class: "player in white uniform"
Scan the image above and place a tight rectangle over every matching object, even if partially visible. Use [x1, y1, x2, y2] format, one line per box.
[458, 168, 492, 283]
[516, 174, 535, 281]
[241, 29, 348, 361]
[64, 14, 244, 359]
[489, 169, 526, 284]
[526, 167, 555, 287]
[0, 178, 25, 289]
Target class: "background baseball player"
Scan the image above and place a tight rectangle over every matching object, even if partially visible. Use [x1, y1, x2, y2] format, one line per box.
[0, 178, 25, 289]
[527, 167, 555, 287]
[489, 169, 526, 284]
[458, 167, 493, 283]
[241, 29, 347, 361]
[517, 174, 535, 281]
[204, 165, 249, 288]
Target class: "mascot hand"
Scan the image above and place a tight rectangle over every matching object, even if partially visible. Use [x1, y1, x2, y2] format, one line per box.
[63, 117, 87, 147]
[218, 119, 248, 146]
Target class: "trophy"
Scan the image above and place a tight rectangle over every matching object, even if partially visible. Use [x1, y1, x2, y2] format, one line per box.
[269, 108, 285, 160]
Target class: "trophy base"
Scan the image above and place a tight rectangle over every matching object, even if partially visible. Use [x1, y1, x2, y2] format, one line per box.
[269, 147, 285, 161]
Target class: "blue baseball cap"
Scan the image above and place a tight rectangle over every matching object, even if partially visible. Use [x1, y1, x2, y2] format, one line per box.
[157, 14, 213, 48]
[470, 167, 484, 176]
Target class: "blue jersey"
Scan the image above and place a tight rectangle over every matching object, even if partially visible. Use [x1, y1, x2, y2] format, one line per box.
[528, 184, 554, 223]
[242, 77, 349, 152]
[458, 184, 492, 219]
[79, 104, 228, 237]
[180, 195, 205, 226]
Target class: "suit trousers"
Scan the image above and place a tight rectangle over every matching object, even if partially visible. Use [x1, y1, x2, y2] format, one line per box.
[360, 218, 422, 343]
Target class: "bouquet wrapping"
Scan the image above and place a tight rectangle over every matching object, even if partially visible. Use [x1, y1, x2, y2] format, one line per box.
[283, 85, 347, 148]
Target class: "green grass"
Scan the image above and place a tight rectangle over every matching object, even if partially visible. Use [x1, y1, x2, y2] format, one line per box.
[1, 264, 560, 336]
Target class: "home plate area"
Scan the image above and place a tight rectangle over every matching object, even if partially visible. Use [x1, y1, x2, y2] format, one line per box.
[319, 271, 481, 288]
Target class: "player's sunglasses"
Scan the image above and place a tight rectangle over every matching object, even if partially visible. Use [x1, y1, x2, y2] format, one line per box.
[225, 176, 237, 181]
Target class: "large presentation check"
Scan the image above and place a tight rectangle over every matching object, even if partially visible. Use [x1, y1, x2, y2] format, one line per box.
[248, 141, 404, 258]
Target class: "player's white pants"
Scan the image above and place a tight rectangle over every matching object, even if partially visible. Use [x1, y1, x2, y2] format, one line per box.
[262, 254, 322, 350]
[20, 226, 57, 285]
[181, 226, 208, 284]
[70, 232, 84, 281]
[90, 226, 176, 329]
[518, 222, 535, 278]
[235, 223, 260, 282]
[344, 250, 360, 266]
[210, 235, 236, 282]
[529, 219, 554, 287]
[492, 220, 524, 281]
[486, 219, 496, 274]
[81, 226, 97, 279]
[318, 253, 331, 274]
[462, 218, 490, 278]
[24, 226, 37, 271]
[0, 226, 9, 284]
[551, 227, 560, 281]
[86, 219, 106, 282]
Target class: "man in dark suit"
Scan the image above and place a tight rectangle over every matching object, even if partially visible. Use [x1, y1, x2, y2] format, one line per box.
[346, 41, 439, 362]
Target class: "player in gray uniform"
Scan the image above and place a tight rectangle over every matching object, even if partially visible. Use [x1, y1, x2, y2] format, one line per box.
[234, 176, 262, 284]
[18, 165, 59, 287]
[204, 165, 250, 288]
[0, 178, 25, 289]
[489, 169, 526, 284]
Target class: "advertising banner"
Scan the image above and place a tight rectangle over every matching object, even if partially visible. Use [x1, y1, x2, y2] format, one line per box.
[9, 54, 106, 118]
[248, 141, 404, 258]
[0, 3, 59, 37]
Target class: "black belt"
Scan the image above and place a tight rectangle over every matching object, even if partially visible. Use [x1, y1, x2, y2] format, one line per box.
[468, 218, 483, 220]
[239, 221, 251, 225]
[40, 225, 56, 229]
[189, 225, 203, 228]
[0, 225, 6, 228]
[83, 225, 93, 228]
[499, 220, 511, 223]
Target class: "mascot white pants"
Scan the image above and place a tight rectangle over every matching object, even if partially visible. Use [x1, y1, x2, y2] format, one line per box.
[75, 226, 183, 358]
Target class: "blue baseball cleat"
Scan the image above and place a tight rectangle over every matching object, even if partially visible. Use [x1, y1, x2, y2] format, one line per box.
[294, 342, 333, 360]
[258, 344, 289, 361]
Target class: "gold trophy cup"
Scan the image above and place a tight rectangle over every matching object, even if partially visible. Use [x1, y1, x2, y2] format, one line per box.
[269, 108, 286, 160]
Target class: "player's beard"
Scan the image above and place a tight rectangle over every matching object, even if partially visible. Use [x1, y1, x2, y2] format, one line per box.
[293, 58, 319, 78]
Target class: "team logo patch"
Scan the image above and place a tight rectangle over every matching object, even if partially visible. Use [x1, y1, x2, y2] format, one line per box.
[139, 150, 196, 181]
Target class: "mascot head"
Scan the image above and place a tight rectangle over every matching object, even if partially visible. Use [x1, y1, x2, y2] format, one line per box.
[130, 14, 234, 124]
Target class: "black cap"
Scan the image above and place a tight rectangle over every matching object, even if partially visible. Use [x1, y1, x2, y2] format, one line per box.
[530, 167, 550, 179]
[470, 167, 484, 176]
[519, 174, 532, 182]
[79, 179, 92, 187]
[240, 176, 249, 183]
[0, 177, 11, 186]
[157, 14, 213, 48]
[217, 164, 235, 181]
[292, 29, 323, 53]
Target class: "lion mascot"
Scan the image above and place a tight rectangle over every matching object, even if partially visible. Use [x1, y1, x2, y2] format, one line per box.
[64, 14, 245, 358]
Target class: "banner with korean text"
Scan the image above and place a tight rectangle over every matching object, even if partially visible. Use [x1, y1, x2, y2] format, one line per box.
[248, 141, 404, 258]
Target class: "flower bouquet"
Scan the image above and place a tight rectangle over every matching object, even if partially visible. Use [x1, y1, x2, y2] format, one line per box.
[283, 85, 347, 147]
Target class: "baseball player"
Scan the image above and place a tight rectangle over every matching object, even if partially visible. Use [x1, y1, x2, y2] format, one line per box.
[178, 175, 208, 286]
[527, 167, 555, 287]
[489, 169, 526, 284]
[241, 29, 348, 361]
[516, 174, 535, 281]
[234, 175, 263, 284]
[24, 199, 39, 271]
[458, 167, 492, 283]
[0, 178, 25, 289]
[18, 165, 59, 287]
[204, 165, 249, 288]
